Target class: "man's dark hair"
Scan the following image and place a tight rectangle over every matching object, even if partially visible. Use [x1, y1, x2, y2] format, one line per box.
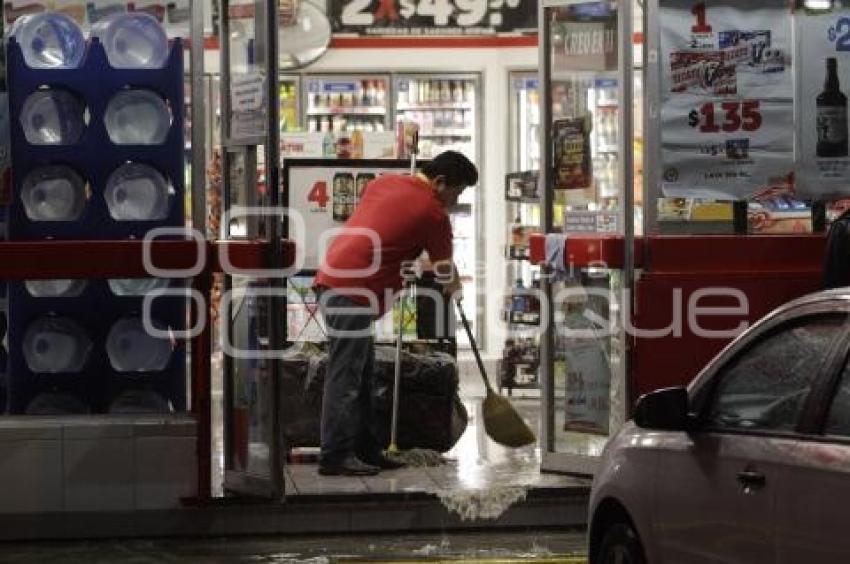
[421, 150, 478, 188]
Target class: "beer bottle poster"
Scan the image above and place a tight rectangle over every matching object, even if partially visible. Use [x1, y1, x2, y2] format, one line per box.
[553, 117, 592, 190]
[796, 9, 850, 197]
[659, 0, 794, 200]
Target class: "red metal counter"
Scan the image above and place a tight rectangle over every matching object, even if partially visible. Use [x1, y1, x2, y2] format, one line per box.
[530, 233, 825, 403]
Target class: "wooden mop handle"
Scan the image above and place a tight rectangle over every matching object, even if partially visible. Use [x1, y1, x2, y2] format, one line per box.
[455, 299, 493, 394]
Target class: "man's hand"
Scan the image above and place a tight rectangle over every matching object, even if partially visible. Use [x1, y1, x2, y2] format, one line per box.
[435, 260, 462, 301]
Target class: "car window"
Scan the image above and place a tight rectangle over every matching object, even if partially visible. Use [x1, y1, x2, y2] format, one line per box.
[826, 362, 850, 437]
[706, 314, 846, 433]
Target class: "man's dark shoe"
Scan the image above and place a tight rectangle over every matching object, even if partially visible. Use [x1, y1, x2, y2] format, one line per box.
[360, 452, 406, 470]
[318, 456, 380, 476]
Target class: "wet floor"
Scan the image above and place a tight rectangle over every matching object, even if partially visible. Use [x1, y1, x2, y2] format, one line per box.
[0, 529, 588, 563]
[212, 353, 589, 501]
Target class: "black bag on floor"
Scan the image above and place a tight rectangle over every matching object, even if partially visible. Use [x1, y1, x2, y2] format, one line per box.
[281, 344, 467, 453]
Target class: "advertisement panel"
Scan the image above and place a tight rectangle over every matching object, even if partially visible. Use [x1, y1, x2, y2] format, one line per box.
[659, 0, 794, 200]
[328, 0, 536, 36]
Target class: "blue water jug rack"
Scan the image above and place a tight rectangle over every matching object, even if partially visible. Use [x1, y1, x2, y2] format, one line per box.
[4, 35, 187, 414]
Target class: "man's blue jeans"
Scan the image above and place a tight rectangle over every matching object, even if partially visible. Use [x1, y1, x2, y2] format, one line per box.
[318, 290, 381, 465]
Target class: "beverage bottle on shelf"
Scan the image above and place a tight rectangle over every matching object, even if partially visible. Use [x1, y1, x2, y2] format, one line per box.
[463, 109, 473, 129]
[92, 12, 168, 69]
[423, 110, 434, 133]
[21, 165, 86, 222]
[511, 279, 527, 315]
[105, 89, 171, 145]
[104, 162, 171, 221]
[375, 119, 385, 132]
[108, 278, 169, 296]
[398, 81, 408, 105]
[818, 57, 849, 157]
[360, 80, 370, 106]
[407, 79, 417, 105]
[313, 92, 324, 108]
[430, 80, 441, 104]
[10, 12, 85, 69]
[23, 316, 92, 373]
[510, 216, 525, 246]
[351, 130, 364, 159]
[25, 279, 87, 297]
[441, 80, 452, 103]
[376, 81, 386, 106]
[464, 81, 475, 103]
[21, 89, 86, 145]
[319, 116, 330, 132]
[453, 110, 464, 128]
[420, 81, 429, 106]
[106, 317, 173, 372]
[322, 132, 335, 156]
[452, 80, 464, 103]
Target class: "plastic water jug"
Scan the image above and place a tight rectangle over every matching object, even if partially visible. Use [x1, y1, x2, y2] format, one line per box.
[23, 316, 92, 373]
[108, 277, 169, 296]
[105, 89, 171, 145]
[20, 89, 86, 145]
[106, 317, 172, 372]
[9, 12, 85, 69]
[104, 163, 171, 221]
[109, 389, 173, 414]
[92, 12, 168, 69]
[21, 165, 87, 221]
[25, 392, 89, 415]
[25, 279, 87, 297]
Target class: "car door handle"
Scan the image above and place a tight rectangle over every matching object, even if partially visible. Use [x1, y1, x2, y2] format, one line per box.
[737, 470, 766, 492]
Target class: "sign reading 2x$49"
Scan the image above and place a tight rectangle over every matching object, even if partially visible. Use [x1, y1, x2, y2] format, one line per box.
[329, 0, 536, 36]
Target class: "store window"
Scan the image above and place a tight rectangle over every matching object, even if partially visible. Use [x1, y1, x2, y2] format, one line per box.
[706, 314, 846, 432]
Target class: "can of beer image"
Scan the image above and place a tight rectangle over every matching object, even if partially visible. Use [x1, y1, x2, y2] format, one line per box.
[332, 172, 349, 222]
[344, 173, 357, 219]
[355, 173, 375, 205]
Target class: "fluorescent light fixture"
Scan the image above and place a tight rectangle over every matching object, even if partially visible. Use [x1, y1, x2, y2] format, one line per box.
[803, 0, 833, 9]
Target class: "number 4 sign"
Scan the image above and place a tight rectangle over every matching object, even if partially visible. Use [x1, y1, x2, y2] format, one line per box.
[308, 181, 329, 211]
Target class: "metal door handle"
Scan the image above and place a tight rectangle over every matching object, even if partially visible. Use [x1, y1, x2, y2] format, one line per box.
[737, 470, 766, 492]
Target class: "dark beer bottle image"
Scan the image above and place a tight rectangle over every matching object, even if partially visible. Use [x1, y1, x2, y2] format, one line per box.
[817, 57, 848, 158]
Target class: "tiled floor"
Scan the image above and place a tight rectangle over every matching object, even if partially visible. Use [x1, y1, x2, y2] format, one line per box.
[281, 398, 586, 496]
[212, 353, 590, 498]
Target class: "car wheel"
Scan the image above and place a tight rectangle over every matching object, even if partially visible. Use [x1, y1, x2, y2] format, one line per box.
[597, 522, 646, 564]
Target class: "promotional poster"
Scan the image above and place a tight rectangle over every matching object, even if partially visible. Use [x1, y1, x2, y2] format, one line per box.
[796, 9, 850, 198]
[659, 0, 794, 200]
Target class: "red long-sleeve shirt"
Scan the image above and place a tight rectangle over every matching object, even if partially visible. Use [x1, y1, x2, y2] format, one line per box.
[315, 173, 453, 316]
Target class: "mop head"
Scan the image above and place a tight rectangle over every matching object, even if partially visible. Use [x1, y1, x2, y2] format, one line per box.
[483, 391, 536, 448]
[385, 447, 448, 467]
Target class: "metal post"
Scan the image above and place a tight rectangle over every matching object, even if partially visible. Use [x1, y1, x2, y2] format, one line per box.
[188, 0, 211, 502]
[263, 0, 284, 500]
[644, 0, 660, 236]
[619, 0, 635, 411]
[538, 3, 555, 453]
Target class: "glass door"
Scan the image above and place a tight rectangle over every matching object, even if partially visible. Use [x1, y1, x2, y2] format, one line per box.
[220, 0, 286, 498]
[539, 0, 636, 475]
[393, 72, 483, 347]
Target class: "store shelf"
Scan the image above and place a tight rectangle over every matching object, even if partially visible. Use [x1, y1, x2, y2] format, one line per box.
[397, 102, 473, 111]
[419, 130, 473, 137]
[307, 107, 386, 115]
[506, 195, 541, 204]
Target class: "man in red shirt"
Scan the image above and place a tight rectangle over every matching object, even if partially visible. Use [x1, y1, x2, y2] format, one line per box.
[314, 151, 478, 476]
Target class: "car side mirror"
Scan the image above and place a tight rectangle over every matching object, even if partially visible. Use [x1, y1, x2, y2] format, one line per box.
[633, 387, 692, 431]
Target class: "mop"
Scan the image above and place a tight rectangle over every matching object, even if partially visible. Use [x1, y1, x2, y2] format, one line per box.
[384, 128, 447, 467]
[384, 285, 448, 467]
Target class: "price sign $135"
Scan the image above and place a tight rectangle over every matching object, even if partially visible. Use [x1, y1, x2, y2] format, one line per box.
[342, 0, 521, 28]
[687, 100, 762, 133]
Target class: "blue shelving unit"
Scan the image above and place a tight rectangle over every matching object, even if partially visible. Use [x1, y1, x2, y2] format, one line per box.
[5, 36, 187, 414]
